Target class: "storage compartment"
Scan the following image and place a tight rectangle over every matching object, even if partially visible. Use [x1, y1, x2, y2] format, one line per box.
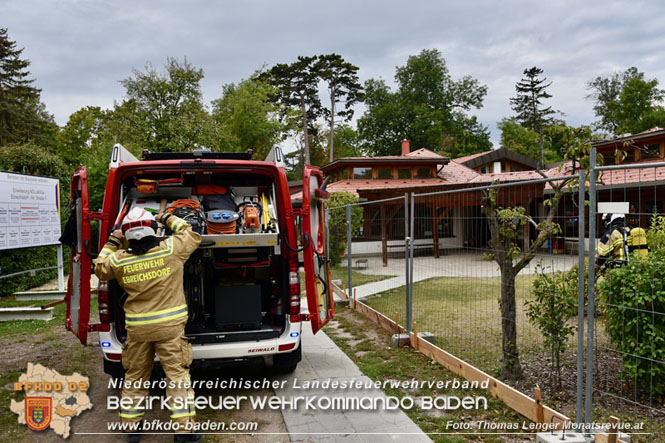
[214, 284, 262, 331]
[112, 169, 289, 345]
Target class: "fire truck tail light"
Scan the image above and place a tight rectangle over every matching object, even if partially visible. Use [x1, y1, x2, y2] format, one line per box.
[97, 282, 110, 324]
[289, 271, 300, 315]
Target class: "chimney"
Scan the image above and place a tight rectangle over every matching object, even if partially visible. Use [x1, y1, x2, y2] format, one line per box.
[401, 139, 410, 156]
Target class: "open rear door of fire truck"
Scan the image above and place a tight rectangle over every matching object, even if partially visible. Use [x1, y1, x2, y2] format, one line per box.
[301, 165, 333, 334]
[65, 166, 93, 345]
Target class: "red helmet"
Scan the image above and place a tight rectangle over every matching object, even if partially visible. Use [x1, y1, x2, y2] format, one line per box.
[121, 207, 156, 241]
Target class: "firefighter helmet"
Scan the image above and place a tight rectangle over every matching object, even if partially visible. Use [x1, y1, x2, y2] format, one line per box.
[121, 207, 157, 241]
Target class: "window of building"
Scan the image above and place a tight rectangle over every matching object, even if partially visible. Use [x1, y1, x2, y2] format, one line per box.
[480, 166, 490, 174]
[602, 151, 616, 165]
[340, 169, 350, 179]
[377, 168, 392, 179]
[416, 168, 432, 178]
[353, 167, 372, 179]
[397, 168, 411, 179]
[621, 149, 636, 163]
[511, 164, 522, 172]
[641, 144, 661, 160]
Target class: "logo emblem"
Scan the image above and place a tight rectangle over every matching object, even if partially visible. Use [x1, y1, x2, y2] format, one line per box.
[25, 397, 52, 431]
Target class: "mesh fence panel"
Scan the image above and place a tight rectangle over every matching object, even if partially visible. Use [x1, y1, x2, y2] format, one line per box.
[331, 157, 665, 439]
[341, 196, 409, 325]
[589, 158, 665, 439]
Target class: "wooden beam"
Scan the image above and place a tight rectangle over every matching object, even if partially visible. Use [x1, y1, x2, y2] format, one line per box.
[412, 334, 569, 426]
[534, 387, 544, 424]
[351, 296, 405, 334]
[346, 296, 569, 428]
[595, 433, 628, 443]
[331, 283, 348, 300]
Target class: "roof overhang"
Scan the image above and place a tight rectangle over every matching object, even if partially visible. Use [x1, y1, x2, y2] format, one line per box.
[322, 157, 449, 172]
[460, 147, 538, 170]
[592, 129, 665, 148]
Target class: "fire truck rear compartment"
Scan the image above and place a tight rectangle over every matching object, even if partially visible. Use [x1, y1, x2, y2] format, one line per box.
[111, 170, 289, 345]
[181, 248, 288, 345]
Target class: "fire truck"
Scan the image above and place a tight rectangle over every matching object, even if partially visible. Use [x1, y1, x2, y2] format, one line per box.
[64, 144, 333, 376]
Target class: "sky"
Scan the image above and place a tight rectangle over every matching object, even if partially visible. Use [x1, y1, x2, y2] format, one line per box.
[3, 0, 665, 148]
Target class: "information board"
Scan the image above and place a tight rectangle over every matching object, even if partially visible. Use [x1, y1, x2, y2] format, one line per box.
[0, 171, 61, 251]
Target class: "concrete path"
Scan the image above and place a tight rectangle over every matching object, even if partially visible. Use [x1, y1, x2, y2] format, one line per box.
[274, 319, 431, 442]
[340, 252, 579, 301]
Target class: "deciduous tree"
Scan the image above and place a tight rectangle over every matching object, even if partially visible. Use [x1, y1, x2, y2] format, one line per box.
[211, 74, 286, 160]
[358, 49, 490, 157]
[485, 125, 592, 379]
[118, 57, 217, 152]
[587, 67, 665, 135]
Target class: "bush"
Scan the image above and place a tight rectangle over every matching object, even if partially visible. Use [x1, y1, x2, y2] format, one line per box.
[0, 145, 71, 294]
[328, 192, 362, 266]
[526, 263, 579, 388]
[598, 218, 665, 399]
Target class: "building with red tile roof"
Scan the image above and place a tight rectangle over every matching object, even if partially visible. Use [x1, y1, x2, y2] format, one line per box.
[292, 130, 665, 261]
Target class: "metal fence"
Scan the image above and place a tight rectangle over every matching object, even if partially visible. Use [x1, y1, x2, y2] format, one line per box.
[333, 147, 665, 441]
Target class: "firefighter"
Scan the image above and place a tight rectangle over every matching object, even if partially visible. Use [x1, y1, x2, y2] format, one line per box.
[94, 207, 202, 443]
[596, 213, 630, 269]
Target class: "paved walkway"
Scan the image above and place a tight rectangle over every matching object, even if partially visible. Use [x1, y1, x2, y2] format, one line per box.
[275, 312, 431, 442]
[341, 252, 579, 301]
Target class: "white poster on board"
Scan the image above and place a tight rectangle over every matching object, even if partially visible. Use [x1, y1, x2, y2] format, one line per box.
[0, 172, 61, 251]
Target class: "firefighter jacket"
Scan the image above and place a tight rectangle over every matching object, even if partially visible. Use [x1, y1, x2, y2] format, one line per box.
[94, 214, 201, 341]
[596, 223, 630, 268]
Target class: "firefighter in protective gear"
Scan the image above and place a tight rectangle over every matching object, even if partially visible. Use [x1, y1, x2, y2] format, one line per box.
[596, 213, 630, 269]
[94, 207, 202, 443]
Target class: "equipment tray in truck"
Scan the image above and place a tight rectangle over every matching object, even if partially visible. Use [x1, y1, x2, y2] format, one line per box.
[198, 233, 278, 248]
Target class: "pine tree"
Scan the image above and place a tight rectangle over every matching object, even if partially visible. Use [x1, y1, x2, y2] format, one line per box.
[262, 57, 323, 165]
[315, 54, 363, 162]
[0, 28, 53, 146]
[510, 67, 555, 168]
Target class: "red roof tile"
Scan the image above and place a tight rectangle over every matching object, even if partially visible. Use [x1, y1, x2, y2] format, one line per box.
[291, 178, 448, 201]
[454, 150, 493, 164]
[439, 160, 480, 183]
[405, 148, 443, 158]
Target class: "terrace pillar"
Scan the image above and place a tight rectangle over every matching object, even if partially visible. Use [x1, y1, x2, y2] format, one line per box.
[432, 205, 440, 258]
[381, 204, 388, 267]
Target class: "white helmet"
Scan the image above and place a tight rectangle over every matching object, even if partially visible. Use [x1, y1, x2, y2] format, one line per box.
[122, 207, 156, 241]
[610, 213, 625, 223]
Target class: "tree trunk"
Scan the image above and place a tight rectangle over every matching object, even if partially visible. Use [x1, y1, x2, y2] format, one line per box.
[538, 125, 544, 170]
[500, 268, 523, 379]
[329, 89, 335, 163]
[301, 96, 310, 165]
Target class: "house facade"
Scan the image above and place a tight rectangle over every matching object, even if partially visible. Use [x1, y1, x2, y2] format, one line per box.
[293, 128, 665, 260]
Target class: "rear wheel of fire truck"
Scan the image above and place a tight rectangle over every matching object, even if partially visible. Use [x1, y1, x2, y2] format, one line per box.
[104, 359, 126, 381]
[273, 344, 302, 374]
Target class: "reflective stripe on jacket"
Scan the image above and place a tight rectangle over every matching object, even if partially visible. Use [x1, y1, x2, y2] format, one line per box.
[596, 226, 629, 267]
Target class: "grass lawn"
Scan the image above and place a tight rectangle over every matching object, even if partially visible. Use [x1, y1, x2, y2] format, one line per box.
[325, 306, 527, 442]
[364, 274, 545, 376]
[0, 296, 98, 339]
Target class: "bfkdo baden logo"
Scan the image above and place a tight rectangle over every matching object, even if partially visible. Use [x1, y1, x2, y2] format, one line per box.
[25, 397, 52, 431]
[10, 363, 92, 438]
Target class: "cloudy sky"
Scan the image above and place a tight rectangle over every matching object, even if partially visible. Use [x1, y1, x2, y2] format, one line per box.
[3, 0, 665, 147]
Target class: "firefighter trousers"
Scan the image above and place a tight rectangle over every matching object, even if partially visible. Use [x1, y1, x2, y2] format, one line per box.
[120, 332, 195, 430]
